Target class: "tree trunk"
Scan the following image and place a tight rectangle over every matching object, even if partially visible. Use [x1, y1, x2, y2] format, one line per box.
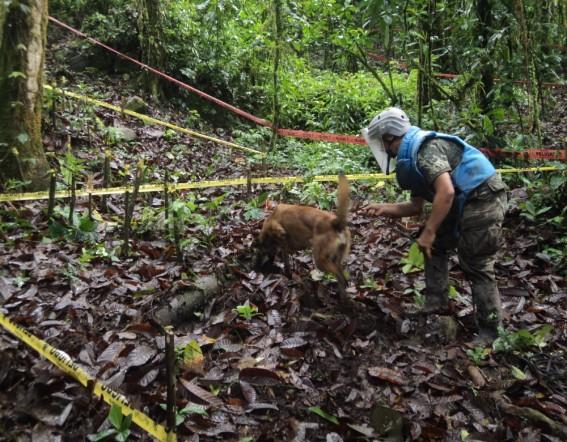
[0, 0, 49, 190]
[513, 0, 542, 143]
[476, 0, 494, 114]
[136, 0, 167, 99]
[269, 0, 282, 153]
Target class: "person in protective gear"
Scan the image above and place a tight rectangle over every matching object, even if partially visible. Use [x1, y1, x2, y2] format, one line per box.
[362, 107, 508, 342]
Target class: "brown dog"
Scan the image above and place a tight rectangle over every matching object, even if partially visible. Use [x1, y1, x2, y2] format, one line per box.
[255, 174, 351, 298]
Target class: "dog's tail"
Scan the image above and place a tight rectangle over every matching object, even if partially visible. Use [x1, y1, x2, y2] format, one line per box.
[332, 173, 350, 230]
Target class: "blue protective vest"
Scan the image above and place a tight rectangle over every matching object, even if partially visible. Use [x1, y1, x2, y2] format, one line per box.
[396, 126, 496, 213]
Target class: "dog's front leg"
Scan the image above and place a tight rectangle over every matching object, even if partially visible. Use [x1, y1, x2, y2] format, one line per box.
[337, 272, 347, 302]
[283, 246, 291, 277]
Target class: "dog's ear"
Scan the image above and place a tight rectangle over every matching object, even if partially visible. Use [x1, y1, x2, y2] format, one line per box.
[270, 221, 286, 240]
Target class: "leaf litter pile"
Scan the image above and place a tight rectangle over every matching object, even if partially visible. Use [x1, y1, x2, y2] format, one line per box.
[1, 70, 567, 441]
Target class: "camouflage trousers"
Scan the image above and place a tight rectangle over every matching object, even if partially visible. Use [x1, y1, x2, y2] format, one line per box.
[425, 189, 508, 330]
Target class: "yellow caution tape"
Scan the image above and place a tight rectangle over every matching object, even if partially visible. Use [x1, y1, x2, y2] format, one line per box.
[0, 312, 176, 442]
[44, 85, 265, 157]
[0, 167, 559, 203]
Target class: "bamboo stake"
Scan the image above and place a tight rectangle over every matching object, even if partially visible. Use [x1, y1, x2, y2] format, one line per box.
[123, 191, 130, 256]
[164, 326, 176, 435]
[164, 170, 170, 222]
[86, 173, 94, 219]
[121, 165, 131, 257]
[102, 150, 111, 211]
[122, 161, 144, 257]
[173, 208, 182, 264]
[47, 169, 57, 219]
[246, 166, 252, 197]
[68, 175, 76, 225]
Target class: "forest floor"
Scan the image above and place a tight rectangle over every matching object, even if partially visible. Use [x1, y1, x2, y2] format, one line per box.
[1, 36, 567, 442]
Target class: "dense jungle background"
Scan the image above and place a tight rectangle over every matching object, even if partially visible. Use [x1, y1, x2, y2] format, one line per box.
[0, 0, 566, 441]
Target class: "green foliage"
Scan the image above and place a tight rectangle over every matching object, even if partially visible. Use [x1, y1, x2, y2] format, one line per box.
[466, 347, 491, 365]
[361, 278, 381, 291]
[136, 206, 166, 236]
[448, 285, 459, 299]
[1, 178, 32, 192]
[513, 167, 567, 229]
[88, 404, 132, 441]
[233, 300, 259, 320]
[510, 365, 527, 380]
[308, 406, 339, 425]
[400, 243, 424, 274]
[159, 403, 208, 427]
[279, 140, 374, 176]
[48, 211, 99, 243]
[57, 150, 85, 187]
[288, 180, 336, 210]
[278, 69, 416, 134]
[79, 243, 120, 266]
[493, 325, 552, 353]
[242, 192, 269, 221]
[0, 209, 33, 238]
[404, 281, 425, 307]
[519, 199, 551, 223]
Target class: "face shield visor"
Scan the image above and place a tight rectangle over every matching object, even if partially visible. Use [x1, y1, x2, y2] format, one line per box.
[361, 127, 396, 175]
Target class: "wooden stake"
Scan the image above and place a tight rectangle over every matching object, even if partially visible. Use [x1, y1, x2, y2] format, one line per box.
[164, 170, 170, 222]
[246, 166, 252, 197]
[86, 174, 94, 220]
[102, 150, 111, 211]
[164, 326, 176, 435]
[122, 161, 144, 257]
[173, 209, 182, 264]
[68, 175, 76, 225]
[47, 169, 56, 219]
[122, 191, 130, 257]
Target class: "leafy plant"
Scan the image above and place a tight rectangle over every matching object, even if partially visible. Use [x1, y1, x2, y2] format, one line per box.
[242, 192, 268, 221]
[88, 404, 132, 442]
[79, 243, 120, 266]
[48, 211, 98, 243]
[2, 178, 32, 192]
[404, 281, 425, 307]
[466, 347, 491, 365]
[288, 180, 336, 210]
[400, 243, 424, 274]
[519, 199, 551, 223]
[159, 402, 208, 426]
[308, 406, 339, 425]
[135, 207, 166, 236]
[510, 365, 527, 380]
[175, 339, 204, 374]
[361, 278, 382, 291]
[233, 300, 259, 320]
[448, 285, 459, 299]
[493, 325, 552, 353]
[57, 150, 85, 187]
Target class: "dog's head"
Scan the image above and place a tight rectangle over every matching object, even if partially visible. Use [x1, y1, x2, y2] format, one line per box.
[254, 219, 287, 269]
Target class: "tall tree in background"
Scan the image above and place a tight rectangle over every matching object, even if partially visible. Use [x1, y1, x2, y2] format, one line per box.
[476, 0, 494, 114]
[136, 0, 167, 99]
[269, 0, 283, 153]
[512, 0, 542, 144]
[0, 0, 49, 190]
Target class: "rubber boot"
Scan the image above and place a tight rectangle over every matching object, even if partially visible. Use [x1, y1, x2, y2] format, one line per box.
[422, 250, 450, 314]
[472, 282, 502, 344]
[422, 289, 449, 315]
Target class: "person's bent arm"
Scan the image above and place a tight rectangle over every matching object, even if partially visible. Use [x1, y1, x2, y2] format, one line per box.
[365, 196, 424, 218]
[417, 172, 455, 257]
